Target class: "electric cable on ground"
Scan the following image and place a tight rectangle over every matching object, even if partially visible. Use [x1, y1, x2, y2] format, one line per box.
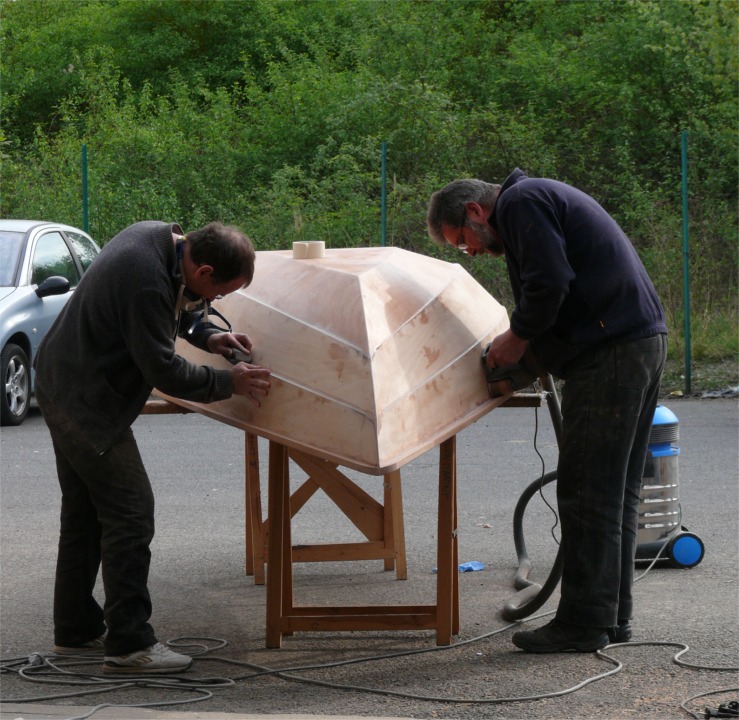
[4, 604, 736, 718]
[2, 384, 734, 718]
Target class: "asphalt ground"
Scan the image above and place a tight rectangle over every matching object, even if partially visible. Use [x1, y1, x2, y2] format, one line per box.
[1, 398, 737, 720]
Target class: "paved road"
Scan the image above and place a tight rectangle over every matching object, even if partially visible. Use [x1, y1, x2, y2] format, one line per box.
[1, 398, 737, 720]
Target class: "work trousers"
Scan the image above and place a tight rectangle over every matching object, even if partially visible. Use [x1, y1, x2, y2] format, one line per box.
[555, 333, 667, 629]
[36, 386, 157, 656]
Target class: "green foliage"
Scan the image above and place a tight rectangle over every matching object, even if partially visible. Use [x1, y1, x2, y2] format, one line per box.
[0, 0, 736, 364]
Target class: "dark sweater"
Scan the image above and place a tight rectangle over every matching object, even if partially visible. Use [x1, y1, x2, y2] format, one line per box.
[35, 221, 233, 453]
[490, 169, 667, 376]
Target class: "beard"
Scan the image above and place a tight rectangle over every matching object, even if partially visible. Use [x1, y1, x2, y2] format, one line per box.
[469, 220, 504, 256]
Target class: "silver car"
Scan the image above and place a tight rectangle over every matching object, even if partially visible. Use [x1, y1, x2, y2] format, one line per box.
[0, 220, 100, 426]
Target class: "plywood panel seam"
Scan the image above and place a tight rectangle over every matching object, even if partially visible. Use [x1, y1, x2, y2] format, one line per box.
[240, 297, 370, 356]
[267, 374, 377, 419]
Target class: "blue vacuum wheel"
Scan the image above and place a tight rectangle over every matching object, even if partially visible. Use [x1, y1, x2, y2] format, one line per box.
[666, 531, 705, 568]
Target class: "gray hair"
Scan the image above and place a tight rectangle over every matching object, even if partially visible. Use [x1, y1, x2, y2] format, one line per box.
[426, 179, 501, 246]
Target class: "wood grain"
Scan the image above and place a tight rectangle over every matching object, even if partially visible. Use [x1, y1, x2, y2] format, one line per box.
[157, 247, 510, 473]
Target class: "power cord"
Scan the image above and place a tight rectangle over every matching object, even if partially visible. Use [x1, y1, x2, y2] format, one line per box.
[3, 403, 734, 719]
[3, 614, 737, 720]
[1, 639, 233, 720]
[530, 403, 560, 546]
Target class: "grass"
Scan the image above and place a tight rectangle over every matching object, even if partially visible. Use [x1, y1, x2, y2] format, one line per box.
[663, 305, 738, 397]
[661, 357, 738, 398]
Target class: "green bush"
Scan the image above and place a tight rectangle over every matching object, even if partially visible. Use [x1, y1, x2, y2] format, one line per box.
[0, 0, 735, 378]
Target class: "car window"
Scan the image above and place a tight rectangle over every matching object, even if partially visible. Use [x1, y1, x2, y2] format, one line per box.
[0, 231, 25, 286]
[31, 232, 80, 287]
[65, 231, 98, 271]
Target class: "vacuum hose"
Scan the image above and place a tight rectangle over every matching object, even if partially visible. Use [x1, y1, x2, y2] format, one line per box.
[503, 470, 562, 620]
[501, 371, 565, 621]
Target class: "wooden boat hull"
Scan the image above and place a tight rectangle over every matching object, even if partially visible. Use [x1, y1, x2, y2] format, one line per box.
[157, 247, 510, 473]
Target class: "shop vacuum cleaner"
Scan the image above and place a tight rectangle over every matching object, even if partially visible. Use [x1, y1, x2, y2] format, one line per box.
[636, 403, 705, 568]
[483, 350, 705, 622]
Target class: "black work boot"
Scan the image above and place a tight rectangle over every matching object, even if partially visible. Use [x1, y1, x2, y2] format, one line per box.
[607, 620, 633, 643]
[512, 619, 609, 653]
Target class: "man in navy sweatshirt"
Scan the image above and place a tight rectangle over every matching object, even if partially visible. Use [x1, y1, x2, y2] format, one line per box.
[427, 169, 667, 652]
[36, 221, 271, 673]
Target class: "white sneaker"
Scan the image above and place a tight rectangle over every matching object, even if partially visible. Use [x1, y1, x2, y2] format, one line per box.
[103, 642, 192, 674]
[53, 635, 106, 656]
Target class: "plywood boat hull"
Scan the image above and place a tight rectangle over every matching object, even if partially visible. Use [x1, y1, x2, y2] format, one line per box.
[157, 247, 510, 473]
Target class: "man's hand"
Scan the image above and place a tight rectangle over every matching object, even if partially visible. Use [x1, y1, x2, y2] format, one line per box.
[231, 363, 271, 407]
[485, 329, 529, 368]
[207, 331, 253, 358]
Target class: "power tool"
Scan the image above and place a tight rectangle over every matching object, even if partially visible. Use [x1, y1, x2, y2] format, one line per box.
[481, 344, 538, 398]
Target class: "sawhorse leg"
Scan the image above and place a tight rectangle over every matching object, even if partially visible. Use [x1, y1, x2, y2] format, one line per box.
[264, 436, 459, 648]
[245, 432, 406, 584]
[265, 441, 290, 648]
[244, 432, 265, 584]
[436, 435, 460, 643]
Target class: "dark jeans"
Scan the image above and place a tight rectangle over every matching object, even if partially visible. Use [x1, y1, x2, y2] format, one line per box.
[555, 334, 667, 628]
[36, 386, 157, 656]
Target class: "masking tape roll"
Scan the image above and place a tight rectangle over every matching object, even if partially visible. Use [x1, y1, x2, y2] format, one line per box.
[292, 241, 325, 259]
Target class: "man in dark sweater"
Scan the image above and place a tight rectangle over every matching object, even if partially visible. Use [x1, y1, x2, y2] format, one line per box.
[427, 169, 667, 652]
[35, 220, 271, 673]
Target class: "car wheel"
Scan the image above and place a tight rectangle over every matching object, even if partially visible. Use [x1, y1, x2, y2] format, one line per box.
[1, 343, 31, 426]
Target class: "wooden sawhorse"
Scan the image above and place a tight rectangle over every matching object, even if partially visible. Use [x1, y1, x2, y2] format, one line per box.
[261, 435, 459, 648]
[141, 401, 407, 590]
[244, 433, 407, 587]
[144, 393, 542, 648]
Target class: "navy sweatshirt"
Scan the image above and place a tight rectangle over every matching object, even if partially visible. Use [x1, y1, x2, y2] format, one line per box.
[490, 169, 666, 376]
[35, 221, 233, 453]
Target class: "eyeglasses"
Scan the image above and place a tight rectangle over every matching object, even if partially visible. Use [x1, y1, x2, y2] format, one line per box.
[448, 208, 469, 254]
